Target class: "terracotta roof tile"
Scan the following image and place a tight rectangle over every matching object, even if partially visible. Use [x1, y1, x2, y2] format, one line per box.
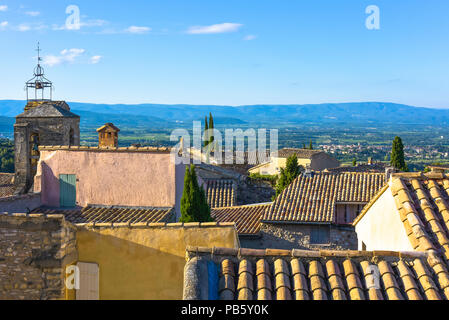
[291, 259, 310, 300]
[390, 175, 449, 260]
[325, 260, 347, 300]
[30, 205, 175, 224]
[360, 260, 384, 300]
[264, 172, 385, 223]
[205, 179, 236, 208]
[185, 247, 447, 300]
[342, 259, 365, 300]
[237, 260, 254, 300]
[274, 259, 292, 300]
[211, 203, 271, 235]
[0, 173, 15, 198]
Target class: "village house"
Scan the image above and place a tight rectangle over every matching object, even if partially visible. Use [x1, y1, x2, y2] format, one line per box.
[212, 171, 386, 250]
[353, 169, 449, 256]
[248, 148, 340, 175]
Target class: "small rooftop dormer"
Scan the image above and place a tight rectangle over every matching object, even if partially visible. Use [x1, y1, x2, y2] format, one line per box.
[97, 123, 120, 148]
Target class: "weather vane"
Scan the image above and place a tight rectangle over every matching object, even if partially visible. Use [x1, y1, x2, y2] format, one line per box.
[25, 42, 53, 101]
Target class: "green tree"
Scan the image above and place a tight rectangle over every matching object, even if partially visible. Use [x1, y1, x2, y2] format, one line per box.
[204, 116, 209, 147]
[352, 157, 357, 166]
[390, 136, 408, 171]
[208, 112, 214, 145]
[302, 143, 306, 149]
[180, 165, 213, 222]
[0, 138, 14, 173]
[309, 139, 313, 150]
[275, 154, 302, 198]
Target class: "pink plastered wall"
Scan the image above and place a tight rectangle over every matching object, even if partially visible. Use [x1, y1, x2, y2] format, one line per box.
[34, 150, 178, 208]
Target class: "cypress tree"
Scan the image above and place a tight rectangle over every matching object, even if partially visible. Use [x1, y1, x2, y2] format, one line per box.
[275, 154, 301, 198]
[204, 116, 209, 147]
[309, 139, 313, 150]
[209, 112, 214, 145]
[180, 165, 213, 222]
[302, 143, 306, 149]
[390, 136, 408, 172]
[352, 157, 357, 166]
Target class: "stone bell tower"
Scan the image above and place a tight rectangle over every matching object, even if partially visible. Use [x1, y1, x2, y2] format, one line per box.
[14, 43, 80, 194]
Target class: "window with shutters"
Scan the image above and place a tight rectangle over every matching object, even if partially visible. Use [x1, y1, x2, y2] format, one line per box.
[310, 226, 330, 244]
[76, 262, 99, 300]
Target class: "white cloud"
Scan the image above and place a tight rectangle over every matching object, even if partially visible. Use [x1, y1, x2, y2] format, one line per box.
[0, 5, 7, 12]
[43, 48, 86, 66]
[125, 26, 151, 34]
[187, 23, 243, 34]
[0, 21, 7, 28]
[90, 55, 102, 64]
[25, 11, 40, 17]
[18, 24, 31, 32]
[52, 19, 107, 31]
[243, 34, 257, 41]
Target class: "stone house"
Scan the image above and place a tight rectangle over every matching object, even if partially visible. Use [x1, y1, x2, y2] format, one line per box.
[212, 171, 386, 250]
[0, 211, 239, 300]
[248, 148, 340, 175]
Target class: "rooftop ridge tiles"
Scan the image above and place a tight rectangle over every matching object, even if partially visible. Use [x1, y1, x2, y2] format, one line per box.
[38, 145, 173, 152]
[76, 221, 236, 228]
[186, 246, 428, 259]
[210, 202, 272, 210]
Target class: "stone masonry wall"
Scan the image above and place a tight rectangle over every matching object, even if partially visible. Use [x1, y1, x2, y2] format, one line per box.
[0, 213, 77, 300]
[240, 223, 358, 250]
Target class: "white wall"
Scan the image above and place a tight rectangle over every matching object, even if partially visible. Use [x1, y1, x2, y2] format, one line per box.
[355, 187, 414, 251]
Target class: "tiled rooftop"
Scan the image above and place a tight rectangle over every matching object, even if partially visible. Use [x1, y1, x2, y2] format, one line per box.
[38, 145, 172, 153]
[264, 172, 386, 223]
[376, 173, 449, 260]
[211, 203, 271, 235]
[184, 246, 449, 300]
[30, 205, 175, 225]
[205, 179, 236, 208]
[17, 102, 79, 118]
[0, 173, 15, 198]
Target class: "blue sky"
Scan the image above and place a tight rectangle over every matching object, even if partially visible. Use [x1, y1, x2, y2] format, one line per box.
[0, 0, 448, 108]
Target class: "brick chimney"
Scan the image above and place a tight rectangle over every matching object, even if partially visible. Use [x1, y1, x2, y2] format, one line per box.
[97, 123, 120, 148]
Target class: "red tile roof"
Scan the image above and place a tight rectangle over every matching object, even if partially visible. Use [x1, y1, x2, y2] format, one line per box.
[184, 246, 449, 300]
[0, 173, 15, 198]
[30, 205, 175, 224]
[211, 203, 271, 235]
[205, 179, 236, 208]
[264, 172, 386, 223]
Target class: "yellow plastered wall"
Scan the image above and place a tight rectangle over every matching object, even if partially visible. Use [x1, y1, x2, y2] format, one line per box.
[74, 224, 239, 300]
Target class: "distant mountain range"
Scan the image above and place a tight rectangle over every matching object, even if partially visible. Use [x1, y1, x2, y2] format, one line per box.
[0, 100, 448, 130]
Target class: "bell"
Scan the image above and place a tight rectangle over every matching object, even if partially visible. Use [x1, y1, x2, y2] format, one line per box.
[35, 82, 43, 89]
